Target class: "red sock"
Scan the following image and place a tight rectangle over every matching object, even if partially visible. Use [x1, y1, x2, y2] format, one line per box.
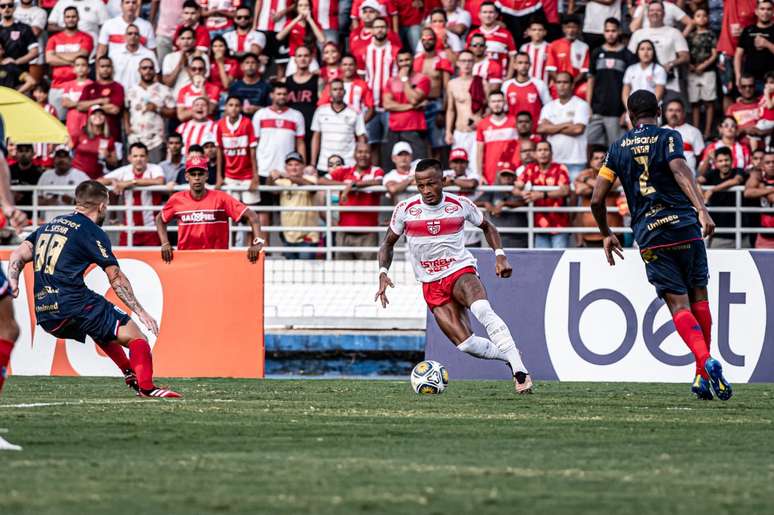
[673, 309, 710, 378]
[691, 301, 712, 378]
[0, 338, 15, 395]
[97, 341, 131, 371]
[128, 339, 154, 390]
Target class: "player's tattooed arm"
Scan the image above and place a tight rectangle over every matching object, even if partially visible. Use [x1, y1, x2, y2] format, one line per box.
[375, 229, 401, 308]
[105, 265, 159, 336]
[7, 240, 33, 297]
[669, 157, 716, 238]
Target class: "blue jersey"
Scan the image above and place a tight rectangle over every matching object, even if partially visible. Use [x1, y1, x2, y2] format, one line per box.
[25, 212, 119, 322]
[600, 124, 701, 249]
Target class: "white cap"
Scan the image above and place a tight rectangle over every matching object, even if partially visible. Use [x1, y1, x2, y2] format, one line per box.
[391, 141, 413, 157]
[360, 0, 387, 16]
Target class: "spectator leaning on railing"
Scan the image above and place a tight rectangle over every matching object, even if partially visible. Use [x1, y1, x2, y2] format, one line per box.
[37, 147, 89, 223]
[744, 150, 774, 249]
[574, 146, 622, 248]
[698, 146, 745, 249]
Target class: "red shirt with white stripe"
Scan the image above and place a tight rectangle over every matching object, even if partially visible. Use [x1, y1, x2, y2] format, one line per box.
[497, 0, 543, 16]
[176, 119, 217, 153]
[349, 27, 402, 72]
[702, 141, 751, 170]
[726, 101, 761, 129]
[390, 192, 483, 283]
[313, 0, 339, 30]
[517, 162, 570, 228]
[473, 57, 504, 86]
[200, 0, 241, 31]
[318, 78, 375, 113]
[364, 41, 399, 109]
[501, 77, 552, 125]
[466, 26, 516, 74]
[476, 114, 519, 185]
[45, 30, 95, 87]
[161, 189, 248, 250]
[328, 165, 384, 227]
[97, 16, 156, 54]
[177, 82, 221, 108]
[215, 115, 257, 180]
[252, 106, 306, 176]
[545, 38, 589, 78]
[520, 41, 549, 82]
[256, 0, 289, 31]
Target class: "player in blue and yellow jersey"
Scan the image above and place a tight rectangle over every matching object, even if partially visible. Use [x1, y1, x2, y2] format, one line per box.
[7, 181, 181, 400]
[590, 90, 732, 401]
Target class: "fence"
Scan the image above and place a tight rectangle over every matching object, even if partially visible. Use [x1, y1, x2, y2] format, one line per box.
[6, 184, 772, 255]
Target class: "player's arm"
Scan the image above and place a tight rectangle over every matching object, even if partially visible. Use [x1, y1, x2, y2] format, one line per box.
[479, 219, 512, 278]
[7, 240, 33, 297]
[375, 229, 401, 308]
[240, 208, 264, 263]
[590, 168, 624, 266]
[744, 170, 774, 199]
[104, 265, 159, 336]
[0, 152, 27, 230]
[668, 157, 715, 238]
[155, 212, 174, 263]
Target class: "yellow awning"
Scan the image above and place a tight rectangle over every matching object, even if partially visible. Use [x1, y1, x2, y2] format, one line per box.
[0, 86, 69, 145]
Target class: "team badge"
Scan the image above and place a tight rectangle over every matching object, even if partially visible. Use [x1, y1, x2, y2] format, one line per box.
[605, 59, 615, 68]
[527, 93, 537, 103]
[427, 220, 441, 235]
[101, 88, 111, 96]
[10, 31, 19, 41]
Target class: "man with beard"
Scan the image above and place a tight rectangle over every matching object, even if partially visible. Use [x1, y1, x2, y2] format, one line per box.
[470, 32, 503, 93]
[476, 91, 518, 185]
[222, 6, 266, 58]
[382, 49, 430, 159]
[414, 27, 453, 158]
[126, 57, 176, 163]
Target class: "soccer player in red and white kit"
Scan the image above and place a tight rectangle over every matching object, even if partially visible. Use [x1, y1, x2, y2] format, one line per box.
[156, 156, 264, 262]
[376, 159, 533, 394]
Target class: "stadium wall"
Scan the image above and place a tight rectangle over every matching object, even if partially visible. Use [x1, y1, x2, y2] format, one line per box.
[2, 250, 265, 378]
[427, 249, 774, 383]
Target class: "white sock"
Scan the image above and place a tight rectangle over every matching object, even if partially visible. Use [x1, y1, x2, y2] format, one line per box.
[469, 299, 528, 374]
[457, 335, 507, 361]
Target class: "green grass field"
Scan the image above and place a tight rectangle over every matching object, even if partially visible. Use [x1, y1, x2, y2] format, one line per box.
[1, 377, 773, 515]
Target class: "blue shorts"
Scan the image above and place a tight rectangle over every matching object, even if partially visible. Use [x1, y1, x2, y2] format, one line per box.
[640, 239, 709, 299]
[38, 294, 131, 344]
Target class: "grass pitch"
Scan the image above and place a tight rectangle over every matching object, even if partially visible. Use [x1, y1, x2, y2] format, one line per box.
[1, 377, 773, 515]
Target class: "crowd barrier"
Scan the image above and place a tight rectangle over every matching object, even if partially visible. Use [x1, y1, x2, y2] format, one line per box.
[3, 250, 265, 378]
[426, 249, 774, 383]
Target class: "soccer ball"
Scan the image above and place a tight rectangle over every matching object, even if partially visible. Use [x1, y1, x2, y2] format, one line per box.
[410, 360, 449, 395]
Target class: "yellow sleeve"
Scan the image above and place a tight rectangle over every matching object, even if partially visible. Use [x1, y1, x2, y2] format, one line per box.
[598, 166, 616, 182]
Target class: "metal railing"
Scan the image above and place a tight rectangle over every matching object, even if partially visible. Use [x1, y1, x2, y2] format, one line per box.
[5, 184, 772, 254]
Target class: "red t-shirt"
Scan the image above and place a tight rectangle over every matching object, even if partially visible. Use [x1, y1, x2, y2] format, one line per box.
[174, 23, 211, 51]
[161, 189, 249, 250]
[45, 30, 95, 87]
[78, 81, 125, 141]
[329, 165, 385, 227]
[517, 162, 570, 228]
[71, 133, 116, 179]
[386, 73, 431, 131]
[215, 115, 257, 180]
[318, 78, 374, 113]
[726, 100, 761, 129]
[319, 65, 344, 84]
[394, 0, 424, 26]
[60, 78, 92, 144]
[177, 82, 221, 108]
[208, 58, 242, 90]
[476, 115, 519, 185]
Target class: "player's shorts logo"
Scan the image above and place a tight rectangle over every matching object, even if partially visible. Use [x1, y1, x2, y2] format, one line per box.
[427, 220, 441, 235]
[408, 206, 422, 216]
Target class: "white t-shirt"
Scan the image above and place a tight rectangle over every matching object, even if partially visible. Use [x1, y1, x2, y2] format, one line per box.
[98, 16, 157, 56]
[443, 7, 472, 31]
[663, 122, 705, 174]
[103, 164, 164, 227]
[310, 104, 366, 171]
[539, 96, 591, 165]
[162, 51, 210, 97]
[222, 29, 267, 56]
[389, 192, 483, 283]
[628, 26, 688, 91]
[37, 167, 90, 222]
[633, 2, 688, 29]
[112, 45, 158, 93]
[48, 0, 108, 41]
[623, 62, 668, 95]
[583, 0, 622, 35]
[252, 106, 306, 176]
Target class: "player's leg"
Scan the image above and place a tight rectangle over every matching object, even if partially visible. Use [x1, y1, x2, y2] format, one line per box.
[0, 295, 23, 451]
[688, 286, 712, 377]
[452, 273, 533, 393]
[94, 340, 138, 392]
[431, 300, 507, 361]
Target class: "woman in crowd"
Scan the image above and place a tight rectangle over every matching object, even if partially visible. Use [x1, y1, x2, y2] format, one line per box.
[622, 39, 667, 105]
[71, 106, 118, 180]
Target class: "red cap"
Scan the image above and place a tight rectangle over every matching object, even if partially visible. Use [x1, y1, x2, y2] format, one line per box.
[449, 148, 469, 162]
[185, 155, 209, 172]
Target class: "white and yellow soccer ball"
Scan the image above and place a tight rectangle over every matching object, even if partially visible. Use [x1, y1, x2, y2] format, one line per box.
[410, 360, 449, 394]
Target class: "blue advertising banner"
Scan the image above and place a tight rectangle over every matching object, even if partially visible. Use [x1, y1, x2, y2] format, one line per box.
[426, 249, 774, 383]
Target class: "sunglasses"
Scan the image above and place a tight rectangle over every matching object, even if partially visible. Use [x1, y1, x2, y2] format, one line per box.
[0, 3, 14, 8]
[126, 32, 140, 36]
[739, 84, 755, 89]
[469, 42, 485, 47]
[139, 65, 154, 70]
[189, 66, 205, 72]
[235, 15, 250, 19]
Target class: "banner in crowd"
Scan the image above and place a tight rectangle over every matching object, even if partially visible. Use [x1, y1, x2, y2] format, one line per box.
[3, 250, 265, 378]
[426, 249, 774, 383]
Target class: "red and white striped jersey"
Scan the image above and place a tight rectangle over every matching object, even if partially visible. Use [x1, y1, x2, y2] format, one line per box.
[176, 119, 217, 153]
[256, 0, 289, 32]
[252, 106, 306, 176]
[496, 0, 543, 17]
[473, 57, 504, 86]
[389, 192, 483, 283]
[364, 41, 399, 109]
[466, 26, 516, 73]
[520, 41, 549, 82]
[313, 0, 338, 30]
[662, 122, 704, 173]
[215, 115, 257, 181]
[501, 77, 551, 124]
[545, 37, 589, 78]
[222, 29, 266, 55]
[702, 140, 751, 171]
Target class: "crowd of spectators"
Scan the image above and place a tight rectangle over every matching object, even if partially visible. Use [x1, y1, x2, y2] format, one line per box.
[1, 0, 772, 253]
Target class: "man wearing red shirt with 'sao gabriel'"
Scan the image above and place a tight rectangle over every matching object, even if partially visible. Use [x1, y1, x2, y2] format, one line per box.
[155, 156, 264, 263]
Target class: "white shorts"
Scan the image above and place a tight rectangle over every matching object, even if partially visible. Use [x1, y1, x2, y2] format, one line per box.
[224, 177, 261, 205]
[687, 70, 717, 103]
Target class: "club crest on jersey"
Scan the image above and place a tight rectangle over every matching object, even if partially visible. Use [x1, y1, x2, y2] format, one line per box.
[527, 93, 537, 103]
[427, 220, 441, 235]
[444, 204, 459, 213]
[408, 206, 422, 216]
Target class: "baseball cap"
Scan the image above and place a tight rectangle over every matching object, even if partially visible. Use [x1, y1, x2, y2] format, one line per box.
[185, 155, 209, 172]
[360, 0, 386, 15]
[53, 145, 71, 157]
[88, 104, 105, 114]
[285, 151, 303, 163]
[391, 141, 413, 157]
[449, 148, 469, 162]
[497, 168, 516, 176]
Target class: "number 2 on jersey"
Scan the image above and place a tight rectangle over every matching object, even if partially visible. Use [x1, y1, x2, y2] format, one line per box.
[634, 156, 656, 196]
[34, 233, 68, 275]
